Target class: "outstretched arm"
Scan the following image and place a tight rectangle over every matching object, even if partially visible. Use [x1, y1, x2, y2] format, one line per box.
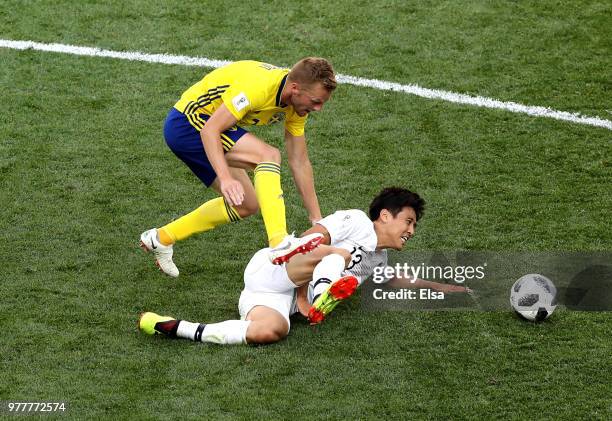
[285, 130, 322, 225]
[387, 275, 470, 293]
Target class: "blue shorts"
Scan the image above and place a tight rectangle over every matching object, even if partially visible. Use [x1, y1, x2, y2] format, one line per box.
[163, 108, 248, 187]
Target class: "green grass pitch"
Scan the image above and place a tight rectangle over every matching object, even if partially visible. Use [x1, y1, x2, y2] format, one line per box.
[1, 1, 610, 419]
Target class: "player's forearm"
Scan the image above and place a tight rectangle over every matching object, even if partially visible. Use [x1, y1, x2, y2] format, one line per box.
[288, 159, 322, 222]
[200, 128, 231, 180]
[296, 284, 310, 317]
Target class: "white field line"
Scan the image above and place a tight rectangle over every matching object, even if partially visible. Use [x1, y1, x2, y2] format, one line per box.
[2, 39, 611, 131]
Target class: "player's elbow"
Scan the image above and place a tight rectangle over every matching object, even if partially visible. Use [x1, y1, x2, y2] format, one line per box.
[200, 125, 222, 144]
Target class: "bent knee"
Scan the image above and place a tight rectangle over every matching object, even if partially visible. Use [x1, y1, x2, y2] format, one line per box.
[235, 200, 259, 218]
[252, 328, 287, 344]
[260, 145, 281, 164]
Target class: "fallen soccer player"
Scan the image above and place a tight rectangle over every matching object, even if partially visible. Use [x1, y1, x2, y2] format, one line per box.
[138, 187, 470, 345]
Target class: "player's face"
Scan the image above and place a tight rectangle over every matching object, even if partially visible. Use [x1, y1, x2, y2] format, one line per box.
[291, 82, 332, 117]
[385, 207, 417, 250]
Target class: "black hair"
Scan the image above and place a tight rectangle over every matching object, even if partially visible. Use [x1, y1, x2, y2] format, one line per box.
[368, 187, 425, 221]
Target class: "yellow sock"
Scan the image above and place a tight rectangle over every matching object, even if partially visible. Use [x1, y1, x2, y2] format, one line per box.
[254, 162, 287, 247]
[157, 228, 175, 246]
[159, 197, 240, 244]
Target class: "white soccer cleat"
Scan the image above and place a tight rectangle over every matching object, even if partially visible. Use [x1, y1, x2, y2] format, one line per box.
[269, 233, 324, 265]
[139, 229, 179, 278]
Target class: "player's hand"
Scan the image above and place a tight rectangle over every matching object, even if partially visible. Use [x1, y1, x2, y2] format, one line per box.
[219, 177, 244, 207]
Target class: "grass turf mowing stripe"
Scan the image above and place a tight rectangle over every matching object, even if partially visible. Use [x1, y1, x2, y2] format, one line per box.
[1, 38, 611, 131]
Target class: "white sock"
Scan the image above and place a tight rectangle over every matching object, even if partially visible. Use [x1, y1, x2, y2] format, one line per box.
[176, 320, 250, 345]
[311, 253, 345, 302]
[176, 320, 200, 340]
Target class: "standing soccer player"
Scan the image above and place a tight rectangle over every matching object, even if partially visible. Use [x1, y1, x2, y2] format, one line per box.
[140, 58, 336, 277]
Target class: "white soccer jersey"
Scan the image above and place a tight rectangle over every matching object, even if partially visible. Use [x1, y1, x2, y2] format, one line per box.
[316, 209, 388, 285]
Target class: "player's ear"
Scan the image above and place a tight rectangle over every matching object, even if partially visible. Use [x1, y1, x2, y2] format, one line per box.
[379, 209, 391, 223]
[288, 81, 300, 94]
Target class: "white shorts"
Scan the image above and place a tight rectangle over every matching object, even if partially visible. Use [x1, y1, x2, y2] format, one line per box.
[238, 248, 297, 328]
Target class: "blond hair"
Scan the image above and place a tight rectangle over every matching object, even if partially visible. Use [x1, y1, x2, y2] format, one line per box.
[288, 57, 336, 91]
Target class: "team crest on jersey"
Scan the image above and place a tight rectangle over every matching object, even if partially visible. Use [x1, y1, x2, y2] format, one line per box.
[268, 113, 284, 124]
[232, 92, 250, 111]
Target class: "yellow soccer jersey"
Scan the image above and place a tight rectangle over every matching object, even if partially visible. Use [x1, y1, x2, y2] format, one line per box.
[174, 61, 307, 136]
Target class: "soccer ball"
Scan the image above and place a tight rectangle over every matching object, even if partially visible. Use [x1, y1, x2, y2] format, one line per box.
[510, 274, 557, 322]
